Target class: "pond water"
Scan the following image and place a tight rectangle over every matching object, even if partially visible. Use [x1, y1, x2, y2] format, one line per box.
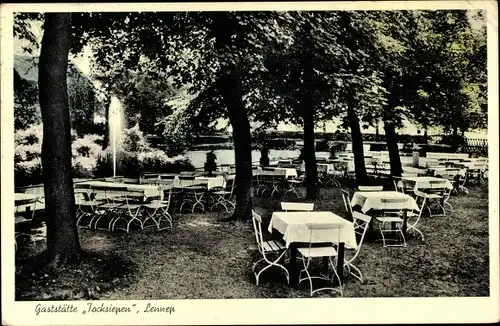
[184, 149, 333, 169]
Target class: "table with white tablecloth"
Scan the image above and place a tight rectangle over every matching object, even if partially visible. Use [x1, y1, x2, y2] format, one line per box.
[255, 167, 297, 179]
[398, 176, 453, 192]
[269, 211, 357, 249]
[268, 211, 356, 283]
[429, 167, 465, 178]
[351, 191, 419, 214]
[350, 191, 418, 237]
[75, 181, 164, 198]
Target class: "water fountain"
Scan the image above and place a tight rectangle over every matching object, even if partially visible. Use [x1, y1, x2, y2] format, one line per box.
[108, 96, 125, 177]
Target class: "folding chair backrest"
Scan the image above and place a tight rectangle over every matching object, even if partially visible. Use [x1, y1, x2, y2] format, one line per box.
[225, 177, 235, 193]
[305, 223, 342, 254]
[358, 185, 383, 192]
[341, 189, 353, 215]
[281, 202, 314, 212]
[380, 197, 408, 213]
[124, 189, 146, 203]
[392, 176, 403, 192]
[317, 165, 328, 174]
[351, 212, 372, 259]
[251, 210, 265, 254]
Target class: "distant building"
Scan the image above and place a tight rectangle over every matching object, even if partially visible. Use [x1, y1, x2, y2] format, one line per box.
[14, 55, 105, 134]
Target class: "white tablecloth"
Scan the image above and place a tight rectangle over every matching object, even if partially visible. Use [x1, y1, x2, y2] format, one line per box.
[403, 166, 428, 175]
[398, 176, 453, 191]
[300, 163, 335, 174]
[455, 162, 488, 171]
[351, 191, 419, 213]
[268, 211, 357, 249]
[192, 176, 226, 189]
[75, 181, 163, 198]
[256, 168, 297, 179]
[275, 168, 298, 179]
[426, 153, 470, 160]
[429, 167, 465, 177]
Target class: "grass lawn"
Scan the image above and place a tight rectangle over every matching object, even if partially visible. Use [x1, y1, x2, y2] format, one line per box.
[15, 183, 489, 300]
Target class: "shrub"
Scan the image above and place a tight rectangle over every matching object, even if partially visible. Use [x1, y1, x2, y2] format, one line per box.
[122, 125, 151, 153]
[15, 158, 43, 187]
[15, 123, 196, 185]
[138, 150, 195, 174]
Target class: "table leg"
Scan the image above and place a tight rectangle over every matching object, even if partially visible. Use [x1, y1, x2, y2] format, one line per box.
[402, 209, 408, 237]
[337, 242, 345, 283]
[289, 243, 298, 286]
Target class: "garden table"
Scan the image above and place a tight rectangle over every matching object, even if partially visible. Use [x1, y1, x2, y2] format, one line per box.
[398, 176, 453, 192]
[402, 166, 428, 176]
[273, 168, 298, 179]
[268, 211, 356, 285]
[454, 162, 488, 171]
[429, 167, 465, 178]
[15, 193, 43, 219]
[75, 181, 163, 199]
[193, 176, 226, 189]
[351, 191, 418, 236]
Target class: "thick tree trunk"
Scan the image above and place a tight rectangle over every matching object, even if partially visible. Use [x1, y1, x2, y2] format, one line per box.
[347, 105, 368, 186]
[301, 55, 319, 199]
[384, 120, 403, 177]
[218, 71, 253, 222]
[38, 13, 81, 267]
[213, 13, 253, 222]
[302, 107, 319, 199]
[423, 127, 428, 144]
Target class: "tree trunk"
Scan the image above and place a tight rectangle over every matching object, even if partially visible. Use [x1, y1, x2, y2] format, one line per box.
[213, 13, 253, 222]
[218, 71, 253, 222]
[347, 105, 368, 186]
[423, 127, 428, 144]
[384, 120, 403, 177]
[301, 54, 319, 199]
[102, 94, 111, 149]
[38, 13, 81, 267]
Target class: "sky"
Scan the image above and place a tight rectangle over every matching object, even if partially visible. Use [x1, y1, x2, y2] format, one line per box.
[14, 13, 488, 139]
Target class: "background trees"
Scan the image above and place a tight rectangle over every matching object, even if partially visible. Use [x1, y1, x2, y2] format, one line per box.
[14, 9, 487, 232]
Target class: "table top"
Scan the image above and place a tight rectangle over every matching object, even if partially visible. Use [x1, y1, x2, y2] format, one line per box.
[75, 181, 164, 198]
[400, 176, 453, 190]
[268, 211, 357, 249]
[351, 191, 419, 213]
[15, 193, 42, 205]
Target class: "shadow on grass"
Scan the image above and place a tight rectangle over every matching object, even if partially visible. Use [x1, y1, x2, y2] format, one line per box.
[16, 250, 137, 301]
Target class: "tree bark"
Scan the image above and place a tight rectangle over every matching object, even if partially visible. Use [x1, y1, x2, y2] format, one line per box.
[213, 13, 253, 222]
[347, 105, 368, 186]
[384, 120, 403, 177]
[39, 13, 81, 267]
[218, 71, 253, 222]
[301, 53, 319, 200]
